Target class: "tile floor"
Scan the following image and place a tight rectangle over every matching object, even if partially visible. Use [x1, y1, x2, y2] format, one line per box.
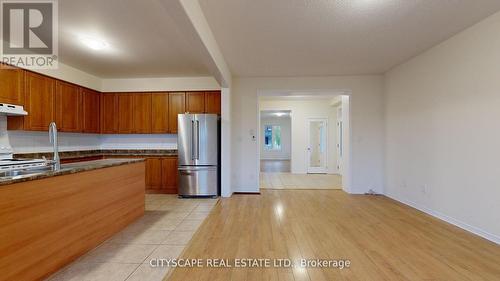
[46, 194, 218, 281]
[260, 172, 342, 189]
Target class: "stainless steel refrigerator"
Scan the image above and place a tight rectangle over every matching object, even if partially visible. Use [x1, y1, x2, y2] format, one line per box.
[177, 114, 219, 197]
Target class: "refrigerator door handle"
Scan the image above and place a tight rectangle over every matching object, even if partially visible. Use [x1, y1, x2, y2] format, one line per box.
[196, 120, 200, 160]
[191, 120, 195, 160]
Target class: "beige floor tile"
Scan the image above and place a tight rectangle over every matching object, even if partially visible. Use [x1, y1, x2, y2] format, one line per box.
[161, 231, 195, 245]
[125, 264, 170, 281]
[47, 262, 139, 281]
[144, 245, 185, 264]
[78, 243, 156, 264]
[107, 229, 171, 245]
[175, 219, 204, 231]
[185, 211, 210, 220]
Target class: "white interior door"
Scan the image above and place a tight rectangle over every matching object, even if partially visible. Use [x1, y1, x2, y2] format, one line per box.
[336, 107, 343, 175]
[307, 118, 328, 174]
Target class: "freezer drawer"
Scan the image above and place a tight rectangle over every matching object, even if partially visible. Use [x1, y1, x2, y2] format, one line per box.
[178, 166, 218, 197]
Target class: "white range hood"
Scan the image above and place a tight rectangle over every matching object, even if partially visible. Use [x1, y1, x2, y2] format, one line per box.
[0, 103, 28, 116]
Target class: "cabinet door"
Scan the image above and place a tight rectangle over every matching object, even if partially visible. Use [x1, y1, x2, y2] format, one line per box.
[186, 92, 205, 113]
[118, 94, 133, 133]
[146, 158, 162, 189]
[0, 65, 24, 105]
[132, 93, 152, 133]
[55, 81, 81, 132]
[24, 72, 55, 131]
[205, 91, 221, 114]
[162, 157, 178, 193]
[82, 88, 101, 133]
[168, 92, 185, 134]
[100, 94, 118, 133]
[151, 93, 169, 134]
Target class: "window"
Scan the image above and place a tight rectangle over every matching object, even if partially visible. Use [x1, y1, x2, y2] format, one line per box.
[264, 125, 281, 150]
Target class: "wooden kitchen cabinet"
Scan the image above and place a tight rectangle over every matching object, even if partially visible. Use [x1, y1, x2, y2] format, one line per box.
[132, 93, 152, 133]
[145, 157, 178, 194]
[151, 93, 169, 133]
[186, 92, 205, 113]
[161, 157, 178, 193]
[81, 88, 101, 133]
[55, 81, 81, 132]
[22, 72, 55, 131]
[205, 91, 221, 114]
[100, 93, 119, 133]
[146, 158, 163, 189]
[118, 94, 133, 133]
[0, 65, 24, 105]
[168, 92, 185, 134]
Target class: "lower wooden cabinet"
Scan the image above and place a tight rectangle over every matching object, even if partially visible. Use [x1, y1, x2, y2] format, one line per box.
[145, 157, 178, 194]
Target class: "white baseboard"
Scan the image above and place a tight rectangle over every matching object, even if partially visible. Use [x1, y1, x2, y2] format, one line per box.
[385, 193, 500, 245]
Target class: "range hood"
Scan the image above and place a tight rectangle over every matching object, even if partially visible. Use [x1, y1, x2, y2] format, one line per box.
[0, 103, 28, 116]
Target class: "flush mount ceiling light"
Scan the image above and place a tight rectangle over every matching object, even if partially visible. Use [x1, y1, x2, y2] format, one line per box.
[79, 36, 109, 51]
[274, 112, 286, 117]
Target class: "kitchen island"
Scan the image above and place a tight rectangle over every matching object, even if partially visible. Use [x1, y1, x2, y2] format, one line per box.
[0, 159, 146, 281]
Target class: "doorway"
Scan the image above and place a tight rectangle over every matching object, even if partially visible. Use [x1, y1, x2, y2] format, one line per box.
[258, 94, 349, 191]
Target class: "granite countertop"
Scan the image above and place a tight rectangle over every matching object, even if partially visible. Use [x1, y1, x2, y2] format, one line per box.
[13, 149, 178, 160]
[0, 158, 145, 186]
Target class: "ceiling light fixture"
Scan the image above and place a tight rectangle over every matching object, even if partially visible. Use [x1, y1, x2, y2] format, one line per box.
[80, 36, 109, 51]
[274, 112, 286, 117]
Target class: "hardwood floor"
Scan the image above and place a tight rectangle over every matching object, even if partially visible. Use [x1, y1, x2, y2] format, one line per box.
[166, 190, 500, 281]
[261, 160, 291, 173]
[260, 173, 342, 190]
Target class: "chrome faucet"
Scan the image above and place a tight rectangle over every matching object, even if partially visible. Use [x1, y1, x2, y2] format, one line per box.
[49, 122, 60, 170]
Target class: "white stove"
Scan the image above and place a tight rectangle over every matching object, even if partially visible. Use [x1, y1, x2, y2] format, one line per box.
[0, 158, 48, 172]
[0, 145, 48, 172]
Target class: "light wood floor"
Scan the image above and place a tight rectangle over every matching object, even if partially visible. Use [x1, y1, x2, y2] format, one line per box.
[166, 190, 500, 281]
[261, 160, 291, 173]
[260, 173, 342, 190]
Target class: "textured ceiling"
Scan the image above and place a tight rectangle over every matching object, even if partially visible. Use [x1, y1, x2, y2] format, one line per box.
[199, 0, 500, 77]
[58, 0, 211, 78]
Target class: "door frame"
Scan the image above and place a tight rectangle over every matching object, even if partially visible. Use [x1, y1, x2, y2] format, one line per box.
[306, 118, 328, 174]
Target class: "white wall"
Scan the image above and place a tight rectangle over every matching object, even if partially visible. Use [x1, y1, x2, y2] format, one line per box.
[101, 77, 220, 92]
[259, 99, 336, 173]
[384, 11, 500, 243]
[231, 76, 384, 194]
[260, 115, 291, 160]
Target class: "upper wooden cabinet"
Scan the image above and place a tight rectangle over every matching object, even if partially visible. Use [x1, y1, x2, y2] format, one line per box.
[132, 93, 152, 134]
[151, 93, 169, 134]
[186, 92, 205, 113]
[81, 88, 101, 134]
[168, 92, 185, 134]
[101, 93, 119, 133]
[205, 91, 221, 114]
[118, 94, 134, 133]
[23, 72, 55, 131]
[0, 65, 24, 105]
[55, 81, 81, 132]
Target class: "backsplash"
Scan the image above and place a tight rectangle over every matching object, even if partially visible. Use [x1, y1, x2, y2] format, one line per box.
[8, 130, 102, 153]
[3, 121, 178, 154]
[100, 134, 177, 150]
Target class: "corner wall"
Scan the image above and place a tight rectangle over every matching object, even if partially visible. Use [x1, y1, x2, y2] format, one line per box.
[384, 11, 500, 242]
